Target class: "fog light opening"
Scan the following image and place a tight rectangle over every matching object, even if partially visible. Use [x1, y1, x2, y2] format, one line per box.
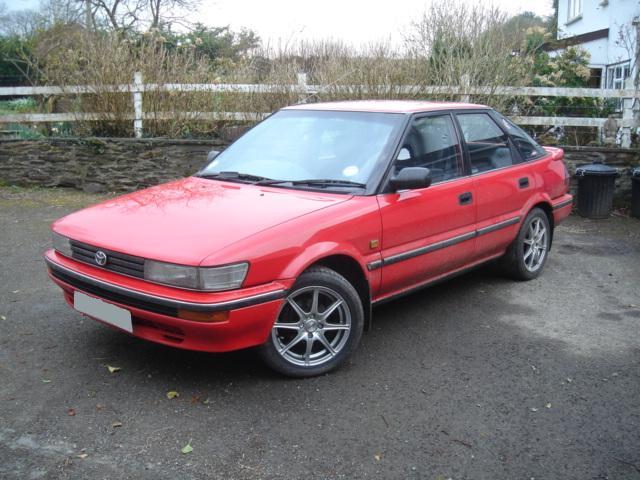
[177, 309, 229, 323]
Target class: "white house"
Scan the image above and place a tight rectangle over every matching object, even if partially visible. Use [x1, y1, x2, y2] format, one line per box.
[556, 0, 639, 89]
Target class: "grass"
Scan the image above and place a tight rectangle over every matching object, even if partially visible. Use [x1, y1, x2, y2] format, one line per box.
[0, 98, 38, 114]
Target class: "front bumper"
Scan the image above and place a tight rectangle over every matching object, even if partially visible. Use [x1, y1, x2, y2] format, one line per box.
[44, 250, 289, 352]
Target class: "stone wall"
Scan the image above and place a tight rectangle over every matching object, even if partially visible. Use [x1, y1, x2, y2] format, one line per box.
[0, 138, 226, 193]
[0, 138, 638, 204]
[562, 146, 640, 206]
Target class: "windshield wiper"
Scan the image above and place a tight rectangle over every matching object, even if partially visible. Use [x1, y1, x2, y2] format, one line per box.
[198, 172, 366, 190]
[196, 171, 276, 184]
[258, 178, 367, 189]
[291, 179, 367, 189]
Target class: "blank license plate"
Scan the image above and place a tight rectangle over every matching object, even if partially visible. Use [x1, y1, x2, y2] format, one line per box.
[74, 291, 133, 333]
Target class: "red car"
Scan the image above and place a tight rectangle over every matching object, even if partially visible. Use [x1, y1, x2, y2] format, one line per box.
[45, 101, 572, 376]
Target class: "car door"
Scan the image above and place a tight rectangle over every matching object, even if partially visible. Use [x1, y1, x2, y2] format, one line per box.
[375, 113, 477, 299]
[455, 111, 535, 261]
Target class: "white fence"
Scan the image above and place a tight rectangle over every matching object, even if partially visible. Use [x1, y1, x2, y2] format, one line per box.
[0, 72, 637, 146]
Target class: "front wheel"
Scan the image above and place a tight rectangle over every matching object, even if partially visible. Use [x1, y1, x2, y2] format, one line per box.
[501, 208, 551, 280]
[258, 267, 364, 377]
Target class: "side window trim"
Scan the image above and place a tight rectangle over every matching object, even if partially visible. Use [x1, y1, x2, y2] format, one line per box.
[371, 113, 413, 195]
[377, 111, 469, 193]
[488, 110, 547, 162]
[454, 110, 517, 176]
[412, 112, 466, 184]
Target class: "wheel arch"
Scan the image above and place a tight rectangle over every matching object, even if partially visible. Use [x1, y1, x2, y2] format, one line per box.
[309, 254, 372, 332]
[530, 201, 555, 249]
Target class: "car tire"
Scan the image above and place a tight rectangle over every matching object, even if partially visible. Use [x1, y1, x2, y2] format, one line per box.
[258, 266, 364, 377]
[501, 208, 551, 281]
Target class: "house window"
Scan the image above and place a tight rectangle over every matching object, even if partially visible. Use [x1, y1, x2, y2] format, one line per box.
[568, 0, 582, 21]
[606, 62, 631, 90]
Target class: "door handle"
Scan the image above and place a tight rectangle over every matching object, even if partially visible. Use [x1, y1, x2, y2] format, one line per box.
[458, 192, 473, 205]
[519, 177, 530, 188]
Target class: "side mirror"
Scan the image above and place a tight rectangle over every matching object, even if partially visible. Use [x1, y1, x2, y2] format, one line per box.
[390, 167, 432, 191]
[207, 150, 220, 163]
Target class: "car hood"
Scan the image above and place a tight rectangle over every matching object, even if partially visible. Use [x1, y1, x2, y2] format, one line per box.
[53, 177, 351, 265]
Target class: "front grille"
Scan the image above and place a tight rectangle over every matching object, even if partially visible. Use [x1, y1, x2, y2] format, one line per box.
[70, 240, 145, 278]
[51, 267, 178, 317]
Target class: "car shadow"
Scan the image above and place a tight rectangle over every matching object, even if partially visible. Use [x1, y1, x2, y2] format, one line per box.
[79, 262, 518, 385]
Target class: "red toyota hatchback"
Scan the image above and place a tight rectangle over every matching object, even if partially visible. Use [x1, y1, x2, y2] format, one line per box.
[46, 101, 572, 376]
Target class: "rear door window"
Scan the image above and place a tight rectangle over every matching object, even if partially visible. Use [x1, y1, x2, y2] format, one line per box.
[456, 113, 514, 174]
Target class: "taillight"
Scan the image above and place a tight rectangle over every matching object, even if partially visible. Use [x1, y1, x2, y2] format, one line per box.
[563, 163, 571, 189]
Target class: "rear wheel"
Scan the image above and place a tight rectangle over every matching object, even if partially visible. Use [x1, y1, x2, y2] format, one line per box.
[259, 267, 364, 377]
[502, 208, 551, 280]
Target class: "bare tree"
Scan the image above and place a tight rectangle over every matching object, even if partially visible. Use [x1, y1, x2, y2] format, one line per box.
[615, 18, 640, 88]
[81, 0, 146, 31]
[404, 1, 527, 86]
[41, 0, 85, 26]
[147, 0, 197, 30]
[0, 4, 43, 36]
[78, 0, 198, 32]
[1, 0, 86, 36]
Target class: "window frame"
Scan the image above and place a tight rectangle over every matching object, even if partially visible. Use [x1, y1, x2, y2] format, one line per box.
[377, 111, 468, 193]
[488, 110, 548, 163]
[453, 110, 519, 176]
[567, 0, 582, 23]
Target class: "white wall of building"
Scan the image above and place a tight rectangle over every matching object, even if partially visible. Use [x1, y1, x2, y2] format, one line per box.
[556, 0, 639, 83]
[557, 0, 609, 38]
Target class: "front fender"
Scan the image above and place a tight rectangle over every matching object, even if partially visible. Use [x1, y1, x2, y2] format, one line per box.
[278, 241, 373, 281]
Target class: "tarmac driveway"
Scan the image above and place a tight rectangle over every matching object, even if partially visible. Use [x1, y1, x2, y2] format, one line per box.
[1, 186, 639, 479]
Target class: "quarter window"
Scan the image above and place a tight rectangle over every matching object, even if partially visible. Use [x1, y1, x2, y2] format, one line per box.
[498, 116, 546, 161]
[457, 113, 513, 173]
[395, 115, 464, 183]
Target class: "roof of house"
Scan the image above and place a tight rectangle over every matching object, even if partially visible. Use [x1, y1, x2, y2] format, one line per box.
[284, 100, 489, 114]
[544, 28, 609, 51]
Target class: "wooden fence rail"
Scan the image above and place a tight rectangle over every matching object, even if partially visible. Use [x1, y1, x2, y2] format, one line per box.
[0, 72, 637, 146]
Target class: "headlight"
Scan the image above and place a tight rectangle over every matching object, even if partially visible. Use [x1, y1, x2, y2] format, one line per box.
[144, 260, 248, 291]
[199, 263, 249, 291]
[52, 231, 73, 258]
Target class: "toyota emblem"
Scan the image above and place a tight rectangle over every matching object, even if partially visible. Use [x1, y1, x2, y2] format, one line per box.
[94, 250, 108, 266]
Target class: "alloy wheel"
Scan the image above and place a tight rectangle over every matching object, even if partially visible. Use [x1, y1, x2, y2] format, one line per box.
[523, 217, 547, 272]
[272, 285, 351, 367]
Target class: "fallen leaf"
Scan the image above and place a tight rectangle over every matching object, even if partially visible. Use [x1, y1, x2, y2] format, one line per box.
[181, 443, 193, 454]
[77, 453, 88, 459]
[67, 408, 76, 416]
[545, 403, 551, 409]
[566, 378, 573, 383]
[202, 398, 210, 405]
[111, 421, 122, 428]
[96, 404, 104, 411]
[374, 453, 382, 461]
[166, 390, 179, 399]
[0, 315, 6, 321]
[190, 394, 201, 404]
[530, 408, 538, 412]
[106, 365, 121, 374]
[41, 379, 52, 383]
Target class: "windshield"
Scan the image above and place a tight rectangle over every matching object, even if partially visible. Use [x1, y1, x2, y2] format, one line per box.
[200, 109, 405, 188]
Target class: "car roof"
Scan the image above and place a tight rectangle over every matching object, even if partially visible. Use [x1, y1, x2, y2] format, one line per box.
[283, 100, 490, 114]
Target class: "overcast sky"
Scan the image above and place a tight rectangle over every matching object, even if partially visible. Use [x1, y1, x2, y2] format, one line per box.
[203, 0, 555, 46]
[8, 0, 555, 46]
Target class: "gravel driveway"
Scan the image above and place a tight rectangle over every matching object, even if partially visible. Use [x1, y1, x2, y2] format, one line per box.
[1, 186, 639, 479]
